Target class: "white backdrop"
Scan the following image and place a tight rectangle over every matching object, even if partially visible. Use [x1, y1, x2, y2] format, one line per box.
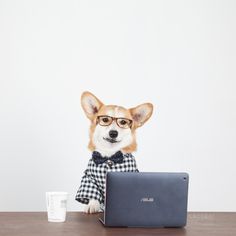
[0, 0, 236, 212]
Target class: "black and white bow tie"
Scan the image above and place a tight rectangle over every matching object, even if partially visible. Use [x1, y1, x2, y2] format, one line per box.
[92, 151, 124, 166]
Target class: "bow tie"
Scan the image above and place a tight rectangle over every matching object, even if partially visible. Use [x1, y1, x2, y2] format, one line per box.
[92, 151, 124, 166]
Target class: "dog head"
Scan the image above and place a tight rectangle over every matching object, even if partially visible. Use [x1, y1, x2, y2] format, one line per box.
[81, 91, 153, 157]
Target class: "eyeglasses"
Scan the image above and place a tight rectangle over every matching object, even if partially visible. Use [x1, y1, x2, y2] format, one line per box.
[96, 115, 133, 129]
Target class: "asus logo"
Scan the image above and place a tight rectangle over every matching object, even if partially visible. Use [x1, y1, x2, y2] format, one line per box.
[140, 197, 154, 202]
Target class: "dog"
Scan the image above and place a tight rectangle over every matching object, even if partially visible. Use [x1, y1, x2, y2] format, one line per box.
[75, 91, 153, 213]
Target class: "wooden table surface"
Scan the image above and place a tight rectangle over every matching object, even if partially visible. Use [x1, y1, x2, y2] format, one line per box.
[0, 212, 236, 236]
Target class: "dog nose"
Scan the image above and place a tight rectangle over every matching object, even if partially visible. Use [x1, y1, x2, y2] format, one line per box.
[109, 130, 118, 139]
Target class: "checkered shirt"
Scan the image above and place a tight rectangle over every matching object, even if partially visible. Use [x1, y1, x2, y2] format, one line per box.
[75, 153, 138, 205]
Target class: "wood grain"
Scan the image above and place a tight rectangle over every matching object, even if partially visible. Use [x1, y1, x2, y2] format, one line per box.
[0, 212, 235, 236]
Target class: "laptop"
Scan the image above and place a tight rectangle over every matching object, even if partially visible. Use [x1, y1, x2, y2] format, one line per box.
[99, 172, 189, 227]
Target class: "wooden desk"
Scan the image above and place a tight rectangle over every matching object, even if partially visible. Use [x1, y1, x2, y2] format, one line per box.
[0, 212, 235, 236]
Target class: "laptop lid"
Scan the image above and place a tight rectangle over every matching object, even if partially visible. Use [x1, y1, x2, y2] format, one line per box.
[102, 172, 189, 227]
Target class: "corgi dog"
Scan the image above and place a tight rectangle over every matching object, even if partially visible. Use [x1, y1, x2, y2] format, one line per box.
[75, 91, 153, 213]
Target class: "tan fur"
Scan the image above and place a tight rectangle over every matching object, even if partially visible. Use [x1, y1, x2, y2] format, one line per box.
[81, 91, 103, 120]
[81, 91, 153, 154]
[88, 121, 96, 151]
[129, 103, 153, 128]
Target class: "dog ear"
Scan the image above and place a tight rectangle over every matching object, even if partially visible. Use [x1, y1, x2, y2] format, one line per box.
[129, 103, 153, 128]
[81, 91, 103, 120]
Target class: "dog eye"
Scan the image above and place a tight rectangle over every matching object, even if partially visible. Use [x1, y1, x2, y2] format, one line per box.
[117, 118, 132, 128]
[97, 116, 112, 126]
[120, 120, 127, 125]
[102, 117, 109, 123]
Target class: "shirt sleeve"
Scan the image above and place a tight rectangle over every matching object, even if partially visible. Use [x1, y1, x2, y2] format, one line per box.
[129, 153, 139, 172]
[75, 164, 104, 205]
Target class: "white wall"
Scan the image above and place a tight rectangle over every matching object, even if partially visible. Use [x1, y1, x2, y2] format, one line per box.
[0, 0, 236, 212]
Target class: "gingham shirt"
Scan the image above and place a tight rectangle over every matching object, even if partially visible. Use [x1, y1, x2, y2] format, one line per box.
[75, 153, 138, 205]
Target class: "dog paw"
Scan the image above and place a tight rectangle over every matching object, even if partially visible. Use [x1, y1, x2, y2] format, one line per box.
[84, 199, 100, 214]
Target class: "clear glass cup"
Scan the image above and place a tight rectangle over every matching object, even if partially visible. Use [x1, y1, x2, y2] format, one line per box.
[46, 192, 69, 222]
